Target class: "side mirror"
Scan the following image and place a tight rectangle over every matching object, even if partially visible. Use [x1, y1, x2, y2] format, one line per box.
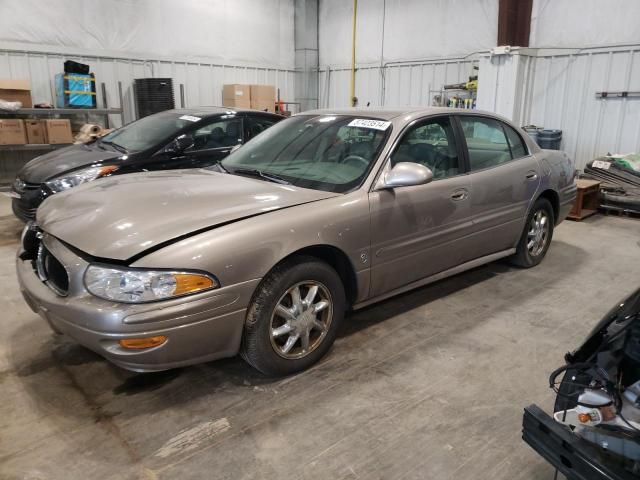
[382, 162, 433, 188]
[165, 134, 195, 155]
[230, 144, 242, 154]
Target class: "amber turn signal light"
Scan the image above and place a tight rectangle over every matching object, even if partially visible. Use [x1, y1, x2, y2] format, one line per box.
[577, 413, 592, 423]
[173, 274, 216, 296]
[119, 335, 167, 350]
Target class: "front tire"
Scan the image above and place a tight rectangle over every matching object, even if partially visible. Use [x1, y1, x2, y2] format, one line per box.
[510, 197, 555, 268]
[241, 256, 346, 376]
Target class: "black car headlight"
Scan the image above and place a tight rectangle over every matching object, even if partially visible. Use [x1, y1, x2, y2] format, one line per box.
[45, 165, 118, 193]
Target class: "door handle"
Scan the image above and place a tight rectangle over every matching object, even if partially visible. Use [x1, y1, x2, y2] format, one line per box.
[526, 171, 538, 180]
[450, 190, 468, 201]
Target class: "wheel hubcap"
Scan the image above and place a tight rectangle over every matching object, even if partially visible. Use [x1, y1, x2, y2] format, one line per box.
[269, 281, 333, 360]
[527, 209, 550, 257]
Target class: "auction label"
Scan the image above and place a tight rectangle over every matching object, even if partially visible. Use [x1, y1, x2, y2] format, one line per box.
[347, 119, 391, 131]
[592, 160, 611, 170]
[179, 115, 201, 122]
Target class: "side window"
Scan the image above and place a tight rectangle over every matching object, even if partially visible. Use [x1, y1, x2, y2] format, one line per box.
[189, 118, 243, 151]
[459, 116, 511, 171]
[392, 116, 460, 179]
[246, 117, 278, 141]
[503, 124, 528, 158]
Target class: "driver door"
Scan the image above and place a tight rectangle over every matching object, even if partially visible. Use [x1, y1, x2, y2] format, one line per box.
[368, 115, 475, 296]
[184, 117, 244, 167]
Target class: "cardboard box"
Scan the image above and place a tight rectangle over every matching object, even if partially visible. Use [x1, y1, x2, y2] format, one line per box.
[0, 79, 33, 108]
[25, 119, 46, 144]
[250, 84, 276, 113]
[42, 119, 73, 144]
[222, 84, 251, 109]
[0, 119, 27, 145]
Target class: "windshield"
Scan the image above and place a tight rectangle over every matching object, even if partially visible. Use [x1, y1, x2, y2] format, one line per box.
[220, 115, 391, 193]
[101, 111, 198, 152]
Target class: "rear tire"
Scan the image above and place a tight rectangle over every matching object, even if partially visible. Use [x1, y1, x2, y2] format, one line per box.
[241, 256, 345, 376]
[510, 197, 555, 268]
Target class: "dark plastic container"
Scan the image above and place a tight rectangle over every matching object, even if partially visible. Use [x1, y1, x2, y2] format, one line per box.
[523, 126, 541, 145]
[537, 129, 562, 150]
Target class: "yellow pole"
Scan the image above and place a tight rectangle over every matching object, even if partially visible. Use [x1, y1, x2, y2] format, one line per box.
[350, 0, 357, 107]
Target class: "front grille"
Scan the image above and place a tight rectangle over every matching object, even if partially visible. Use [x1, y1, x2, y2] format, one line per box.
[36, 244, 69, 296]
[12, 200, 37, 222]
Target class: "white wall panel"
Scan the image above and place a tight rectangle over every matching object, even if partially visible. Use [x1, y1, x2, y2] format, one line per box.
[0, 0, 294, 69]
[531, 0, 640, 48]
[320, 0, 497, 67]
[523, 47, 640, 170]
[0, 48, 296, 127]
[319, 59, 478, 108]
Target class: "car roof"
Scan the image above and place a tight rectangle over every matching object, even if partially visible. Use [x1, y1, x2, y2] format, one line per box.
[298, 107, 502, 121]
[162, 106, 281, 118]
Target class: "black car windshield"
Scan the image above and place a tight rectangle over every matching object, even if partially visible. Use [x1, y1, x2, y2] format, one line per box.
[219, 115, 391, 193]
[101, 111, 199, 152]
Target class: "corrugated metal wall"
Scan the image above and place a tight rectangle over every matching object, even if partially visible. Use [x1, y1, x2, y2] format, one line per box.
[319, 58, 479, 108]
[0, 48, 296, 128]
[0, 47, 296, 184]
[523, 45, 640, 170]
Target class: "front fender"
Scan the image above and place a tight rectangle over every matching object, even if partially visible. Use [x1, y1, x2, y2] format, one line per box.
[132, 191, 372, 301]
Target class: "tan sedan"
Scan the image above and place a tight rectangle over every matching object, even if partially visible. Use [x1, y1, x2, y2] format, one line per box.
[17, 108, 577, 375]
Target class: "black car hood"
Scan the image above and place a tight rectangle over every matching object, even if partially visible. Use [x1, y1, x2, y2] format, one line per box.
[18, 143, 123, 183]
[569, 287, 640, 363]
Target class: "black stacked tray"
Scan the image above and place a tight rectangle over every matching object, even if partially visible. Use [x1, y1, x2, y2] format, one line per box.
[134, 78, 175, 118]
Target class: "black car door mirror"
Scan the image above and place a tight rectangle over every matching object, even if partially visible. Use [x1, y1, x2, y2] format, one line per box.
[230, 144, 242, 154]
[165, 134, 195, 156]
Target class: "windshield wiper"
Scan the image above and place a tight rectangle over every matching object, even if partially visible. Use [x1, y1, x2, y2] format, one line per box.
[100, 139, 128, 154]
[231, 168, 290, 185]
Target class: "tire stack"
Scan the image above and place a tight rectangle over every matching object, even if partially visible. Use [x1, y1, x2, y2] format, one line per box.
[134, 78, 175, 118]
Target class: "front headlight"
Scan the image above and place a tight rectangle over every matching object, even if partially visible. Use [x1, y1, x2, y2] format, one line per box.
[84, 265, 218, 303]
[45, 165, 118, 193]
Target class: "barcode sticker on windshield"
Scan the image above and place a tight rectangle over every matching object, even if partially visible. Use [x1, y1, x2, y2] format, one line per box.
[179, 115, 201, 122]
[592, 160, 611, 170]
[347, 119, 391, 131]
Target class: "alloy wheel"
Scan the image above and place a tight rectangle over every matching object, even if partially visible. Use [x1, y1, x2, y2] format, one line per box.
[527, 209, 550, 257]
[269, 281, 333, 360]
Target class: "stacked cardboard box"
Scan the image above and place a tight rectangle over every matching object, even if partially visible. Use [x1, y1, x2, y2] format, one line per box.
[0, 119, 27, 145]
[0, 79, 33, 108]
[42, 119, 73, 144]
[24, 120, 46, 144]
[250, 85, 276, 113]
[222, 84, 276, 112]
[222, 84, 251, 109]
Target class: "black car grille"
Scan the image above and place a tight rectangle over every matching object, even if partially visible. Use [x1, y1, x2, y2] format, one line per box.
[11, 200, 37, 222]
[36, 244, 69, 296]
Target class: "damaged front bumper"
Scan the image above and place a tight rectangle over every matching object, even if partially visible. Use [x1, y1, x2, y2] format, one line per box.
[522, 405, 637, 480]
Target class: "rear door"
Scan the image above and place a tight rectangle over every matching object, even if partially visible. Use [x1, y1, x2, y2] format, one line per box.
[368, 115, 475, 296]
[456, 115, 541, 257]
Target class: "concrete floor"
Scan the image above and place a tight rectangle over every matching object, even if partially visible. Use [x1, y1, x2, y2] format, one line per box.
[1, 194, 640, 480]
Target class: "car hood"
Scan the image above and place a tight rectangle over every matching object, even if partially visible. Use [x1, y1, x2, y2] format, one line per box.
[19, 143, 122, 183]
[569, 287, 640, 363]
[37, 169, 339, 261]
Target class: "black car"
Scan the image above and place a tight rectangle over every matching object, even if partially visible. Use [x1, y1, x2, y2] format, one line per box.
[10, 107, 283, 222]
[523, 288, 640, 479]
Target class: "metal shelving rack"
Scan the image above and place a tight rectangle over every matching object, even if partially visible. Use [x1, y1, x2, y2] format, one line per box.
[0, 81, 125, 152]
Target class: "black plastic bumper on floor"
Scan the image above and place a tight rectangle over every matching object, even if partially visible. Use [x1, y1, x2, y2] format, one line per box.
[522, 405, 636, 480]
